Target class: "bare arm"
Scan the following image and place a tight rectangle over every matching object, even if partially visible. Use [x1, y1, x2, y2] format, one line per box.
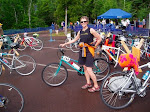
[60, 31, 80, 47]
[90, 28, 101, 47]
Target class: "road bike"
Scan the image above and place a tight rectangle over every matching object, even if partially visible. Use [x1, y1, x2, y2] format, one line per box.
[100, 45, 125, 68]
[41, 47, 110, 86]
[0, 43, 36, 75]
[100, 62, 150, 109]
[0, 83, 24, 112]
[65, 32, 80, 53]
[18, 33, 43, 51]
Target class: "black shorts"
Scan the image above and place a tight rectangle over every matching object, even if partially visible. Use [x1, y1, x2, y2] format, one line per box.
[78, 49, 94, 67]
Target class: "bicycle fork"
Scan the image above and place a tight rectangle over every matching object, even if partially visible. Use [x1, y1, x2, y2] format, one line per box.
[54, 62, 62, 76]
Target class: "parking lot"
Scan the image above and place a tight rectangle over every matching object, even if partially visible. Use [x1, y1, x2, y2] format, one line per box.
[0, 30, 149, 112]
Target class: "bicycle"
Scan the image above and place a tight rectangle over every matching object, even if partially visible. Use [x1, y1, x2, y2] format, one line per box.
[41, 47, 110, 86]
[0, 83, 24, 112]
[100, 62, 150, 109]
[101, 45, 125, 68]
[18, 33, 43, 51]
[65, 32, 80, 53]
[0, 43, 36, 75]
[140, 37, 150, 60]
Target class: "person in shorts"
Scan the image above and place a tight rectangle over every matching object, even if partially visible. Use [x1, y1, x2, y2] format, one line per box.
[59, 16, 102, 92]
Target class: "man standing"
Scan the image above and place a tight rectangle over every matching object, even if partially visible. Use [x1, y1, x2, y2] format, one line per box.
[0, 23, 4, 36]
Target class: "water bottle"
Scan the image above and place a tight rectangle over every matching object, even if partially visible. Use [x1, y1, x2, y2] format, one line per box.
[142, 71, 149, 80]
[71, 62, 80, 70]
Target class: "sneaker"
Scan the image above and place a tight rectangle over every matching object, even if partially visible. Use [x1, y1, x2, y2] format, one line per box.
[81, 83, 92, 89]
[88, 86, 100, 92]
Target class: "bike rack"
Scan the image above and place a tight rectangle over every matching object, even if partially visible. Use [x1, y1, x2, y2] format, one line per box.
[49, 29, 55, 42]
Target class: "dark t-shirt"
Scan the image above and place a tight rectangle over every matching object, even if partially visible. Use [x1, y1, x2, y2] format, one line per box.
[80, 27, 94, 44]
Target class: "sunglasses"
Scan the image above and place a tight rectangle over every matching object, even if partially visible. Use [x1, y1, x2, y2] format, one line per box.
[80, 21, 88, 23]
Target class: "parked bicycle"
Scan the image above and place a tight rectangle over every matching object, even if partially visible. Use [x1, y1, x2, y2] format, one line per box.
[65, 32, 80, 53]
[41, 47, 110, 86]
[0, 43, 36, 75]
[100, 62, 150, 109]
[0, 83, 24, 112]
[18, 33, 43, 51]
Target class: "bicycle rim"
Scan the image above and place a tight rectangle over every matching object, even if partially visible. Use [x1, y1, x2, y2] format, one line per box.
[42, 63, 68, 86]
[15, 55, 36, 75]
[70, 43, 80, 53]
[0, 83, 24, 112]
[93, 58, 110, 81]
[32, 39, 43, 51]
[65, 38, 71, 48]
[96, 50, 109, 62]
[100, 71, 135, 109]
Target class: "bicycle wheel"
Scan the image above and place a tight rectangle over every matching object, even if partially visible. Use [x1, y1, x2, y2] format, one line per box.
[18, 40, 26, 51]
[65, 38, 72, 48]
[95, 50, 109, 62]
[32, 38, 43, 51]
[70, 42, 80, 53]
[14, 55, 36, 75]
[100, 71, 135, 109]
[42, 63, 68, 86]
[0, 83, 24, 112]
[93, 58, 110, 81]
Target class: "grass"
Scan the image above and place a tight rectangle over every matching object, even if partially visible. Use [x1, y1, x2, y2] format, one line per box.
[52, 31, 66, 36]
[52, 29, 71, 37]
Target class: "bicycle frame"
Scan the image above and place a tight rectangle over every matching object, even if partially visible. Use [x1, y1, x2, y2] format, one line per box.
[117, 62, 150, 94]
[102, 45, 125, 68]
[22, 37, 38, 47]
[55, 55, 101, 76]
[0, 53, 25, 70]
[56, 56, 83, 75]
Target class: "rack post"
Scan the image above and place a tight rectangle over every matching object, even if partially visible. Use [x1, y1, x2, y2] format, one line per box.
[49, 29, 55, 42]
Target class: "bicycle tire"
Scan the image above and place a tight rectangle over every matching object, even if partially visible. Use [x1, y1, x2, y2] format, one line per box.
[93, 58, 110, 81]
[18, 40, 27, 51]
[65, 38, 71, 49]
[32, 38, 43, 51]
[100, 71, 135, 109]
[14, 55, 36, 75]
[70, 42, 80, 53]
[0, 83, 24, 112]
[42, 63, 68, 86]
[95, 50, 109, 62]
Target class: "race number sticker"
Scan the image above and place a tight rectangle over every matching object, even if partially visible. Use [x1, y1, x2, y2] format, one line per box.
[62, 56, 70, 62]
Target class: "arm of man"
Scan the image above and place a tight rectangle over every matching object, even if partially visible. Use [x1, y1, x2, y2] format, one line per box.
[90, 28, 101, 47]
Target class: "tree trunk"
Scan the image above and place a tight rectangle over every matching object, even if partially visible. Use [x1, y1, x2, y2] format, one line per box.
[65, 7, 67, 35]
[13, 7, 18, 24]
[28, 0, 32, 28]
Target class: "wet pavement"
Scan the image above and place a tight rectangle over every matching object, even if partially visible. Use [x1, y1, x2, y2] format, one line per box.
[0, 30, 150, 112]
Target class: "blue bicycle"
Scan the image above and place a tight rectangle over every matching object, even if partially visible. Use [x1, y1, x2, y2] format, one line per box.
[41, 47, 110, 86]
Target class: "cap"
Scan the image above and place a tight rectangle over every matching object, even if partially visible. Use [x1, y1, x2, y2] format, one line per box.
[0, 23, 3, 26]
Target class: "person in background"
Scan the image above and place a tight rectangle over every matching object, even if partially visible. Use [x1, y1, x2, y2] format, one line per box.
[61, 21, 64, 30]
[54, 23, 59, 35]
[125, 18, 130, 27]
[59, 16, 102, 93]
[0, 23, 4, 36]
[142, 18, 146, 28]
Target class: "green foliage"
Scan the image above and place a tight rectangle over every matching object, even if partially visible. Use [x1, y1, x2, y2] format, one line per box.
[0, 0, 149, 30]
